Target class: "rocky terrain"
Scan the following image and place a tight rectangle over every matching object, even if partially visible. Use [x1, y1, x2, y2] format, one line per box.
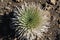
[0, 0, 60, 40]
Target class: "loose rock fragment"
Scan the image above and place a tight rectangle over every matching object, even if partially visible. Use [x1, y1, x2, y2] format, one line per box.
[15, 0, 23, 2]
[16, 0, 20, 2]
[4, 7, 12, 14]
[0, 10, 4, 15]
[51, 0, 56, 5]
[4, 7, 11, 10]
[40, 0, 46, 4]
[59, 24, 60, 28]
[0, 0, 3, 2]
[8, 2, 12, 5]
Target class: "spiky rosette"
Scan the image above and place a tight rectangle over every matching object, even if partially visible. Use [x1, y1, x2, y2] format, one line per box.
[14, 2, 50, 40]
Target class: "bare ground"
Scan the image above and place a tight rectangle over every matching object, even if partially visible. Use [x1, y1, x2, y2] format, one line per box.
[0, 0, 60, 40]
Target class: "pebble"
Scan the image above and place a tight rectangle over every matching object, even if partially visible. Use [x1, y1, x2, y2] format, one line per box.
[4, 7, 11, 10]
[51, 0, 56, 5]
[0, 13, 4, 15]
[46, 4, 53, 11]
[15, 0, 23, 2]
[4, 7, 12, 13]
[16, 0, 20, 2]
[40, 0, 46, 4]
[0, 10, 4, 15]
[8, 2, 12, 5]
[59, 24, 60, 28]
[0, 0, 3, 2]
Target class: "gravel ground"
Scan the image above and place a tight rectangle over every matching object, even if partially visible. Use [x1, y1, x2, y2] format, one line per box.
[0, 0, 60, 40]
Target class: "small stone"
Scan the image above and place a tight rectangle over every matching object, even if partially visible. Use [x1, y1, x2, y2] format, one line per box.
[8, 2, 12, 5]
[58, 17, 60, 23]
[16, 0, 20, 2]
[40, 0, 46, 4]
[0, 13, 4, 15]
[4, 7, 11, 10]
[51, 0, 56, 5]
[20, 0, 23, 2]
[59, 24, 60, 28]
[0, 10, 4, 15]
[4, 7, 12, 13]
[16, 0, 23, 2]
[46, 4, 53, 10]
[0, 0, 3, 2]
